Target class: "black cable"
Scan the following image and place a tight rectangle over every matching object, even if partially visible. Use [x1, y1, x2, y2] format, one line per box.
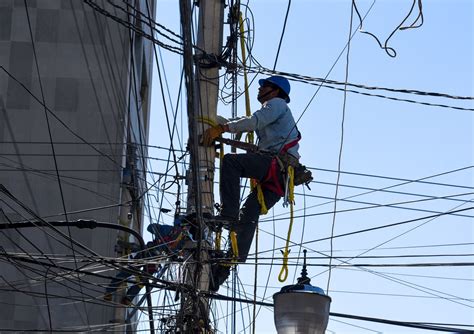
[127, 9, 153, 236]
[353, 0, 424, 57]
[258, 67, 474, 100]
[311, 165, 474, 190]
[2, 150, 472, 204]
[0, 66, 122, 167]
[0, 201, 132, 298]
[272, 0, 291, 71]
[259, 193, 473, 223]
[327, 0, 355, 293]
[299, 192, 474, 219]
[333, 241, 474, 253]
[201, 292, 473, 333]
[246, 253, 474, 260]
[23, 3, 92, 327]
[259, 206, 474, 252]
[0, 187, 105, 259]
[236, 261, 474, 268]
[84, 0, 130, 121]
[330, 288, 473, 299]
[144, 0, 184, 224]
[312, 179, 472, 204]
[70, 2, 118, 161]
[252, 196, 474, 311]
[6, 149, 465, 191]
[250, 66, 474, 111]
[83, 0, 183, 55]
[0, 256, 111, 308]
[0, 159, 120, 202]
[273, 165, 474, 221]
[121, 8, 160, 329]
[0, 141, 187, 152]
[113, 0, 183, 42]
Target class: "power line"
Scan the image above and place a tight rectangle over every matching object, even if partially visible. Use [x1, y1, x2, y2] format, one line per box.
[272, 0, 291, 71]
[203, 292, 473, 333]
[0, 66, 122, 167]
[249, 253, 474, 260]
[23, 2, 92, 327]
[83, 0, 183, 55]
[0, 141, 186, 152]
[309, 165, 474, 190]
[259, 206, 474, 251]
[327, 0, 355, 294]
[252, 66, 474, 101]
[238, 261, 474, 268]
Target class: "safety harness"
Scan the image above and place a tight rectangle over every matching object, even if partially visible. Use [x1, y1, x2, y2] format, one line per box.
[258, 131, 301, 197]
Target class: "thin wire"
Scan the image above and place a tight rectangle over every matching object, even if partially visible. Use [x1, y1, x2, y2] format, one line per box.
[353, 0, 424, 57]
[83, 0, 183, 55]
[23, 2, 93, 327]
[272, 0, 291, 71]
[144, 0, 184, 223]
[0, 66, 121, 166]
[70, 2, 117, 158]
[327, 0, 355, 294]
[252, 66, 474, 100]
[257, 206, 474, 255]
[310, 165, 474, 190]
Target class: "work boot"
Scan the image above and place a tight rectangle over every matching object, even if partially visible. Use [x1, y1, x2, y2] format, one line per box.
[209, 264, 230, 292]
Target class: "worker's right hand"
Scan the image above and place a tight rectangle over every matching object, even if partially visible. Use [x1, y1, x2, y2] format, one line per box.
[202, 125, 225, 146]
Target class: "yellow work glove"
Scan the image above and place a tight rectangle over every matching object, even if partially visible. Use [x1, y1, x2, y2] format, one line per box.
[202, 124, 225, 146]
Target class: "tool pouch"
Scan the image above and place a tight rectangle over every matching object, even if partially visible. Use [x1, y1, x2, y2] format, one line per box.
[293, 164, 313, 186]
[277, 152, 313, 187]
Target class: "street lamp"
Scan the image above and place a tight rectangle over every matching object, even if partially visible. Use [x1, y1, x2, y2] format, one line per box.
[273, 250, 331, 334]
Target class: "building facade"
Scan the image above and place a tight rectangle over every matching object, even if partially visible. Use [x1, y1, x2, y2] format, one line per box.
[0, 0, 154, 331]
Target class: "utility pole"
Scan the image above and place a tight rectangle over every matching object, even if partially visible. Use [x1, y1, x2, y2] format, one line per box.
[179, 0, 224, 332]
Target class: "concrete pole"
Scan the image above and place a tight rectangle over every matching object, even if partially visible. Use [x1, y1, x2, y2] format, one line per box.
[180, 0, 224, 331]
[186, 0, 224, 217]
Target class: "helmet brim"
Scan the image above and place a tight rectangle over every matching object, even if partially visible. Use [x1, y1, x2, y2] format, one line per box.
[258, 79, 290, 103]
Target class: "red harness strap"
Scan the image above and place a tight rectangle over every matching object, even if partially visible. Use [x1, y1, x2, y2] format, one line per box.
[260, 132, 301, 196]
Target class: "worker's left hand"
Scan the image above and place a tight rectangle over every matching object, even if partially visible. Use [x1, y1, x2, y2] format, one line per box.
[202, 125, 225, 146]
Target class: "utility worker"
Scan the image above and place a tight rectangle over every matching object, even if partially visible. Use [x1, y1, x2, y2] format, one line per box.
[103, 223, 184, 304]
[202, 75, 301, 291]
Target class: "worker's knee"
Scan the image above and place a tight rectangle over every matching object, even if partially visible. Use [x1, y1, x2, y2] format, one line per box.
[222, 153, 241, 171]
[222, 152, 236, 164]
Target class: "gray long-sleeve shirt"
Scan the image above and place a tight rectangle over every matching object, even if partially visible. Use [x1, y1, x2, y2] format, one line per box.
[226, 97, 300, 158]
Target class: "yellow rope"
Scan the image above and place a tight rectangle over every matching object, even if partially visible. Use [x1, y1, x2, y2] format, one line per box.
[256, 184, 268, 214]
[239, 12, 253, 144]
[197, 116, 217, 127]
[221, 230, 239, 267]
[222, 231, 239, 267]
[215, 230, 221, 251]
[239, 13, 269, 219]
[230, 231, 239, 260]
[278, 166, 294, 282]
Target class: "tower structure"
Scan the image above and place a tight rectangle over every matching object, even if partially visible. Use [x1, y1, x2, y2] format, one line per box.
[0, 0, 155, 331]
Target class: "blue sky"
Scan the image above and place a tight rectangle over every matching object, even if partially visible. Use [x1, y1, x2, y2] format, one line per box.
[147, 1, 473, 332]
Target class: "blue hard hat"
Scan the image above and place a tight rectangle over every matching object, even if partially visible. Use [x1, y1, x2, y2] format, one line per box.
[259, 75, 291, 103]
[147, 223, 174, 236]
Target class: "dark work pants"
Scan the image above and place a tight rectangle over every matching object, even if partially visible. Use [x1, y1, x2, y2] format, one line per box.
[220, 152, 282, 262]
